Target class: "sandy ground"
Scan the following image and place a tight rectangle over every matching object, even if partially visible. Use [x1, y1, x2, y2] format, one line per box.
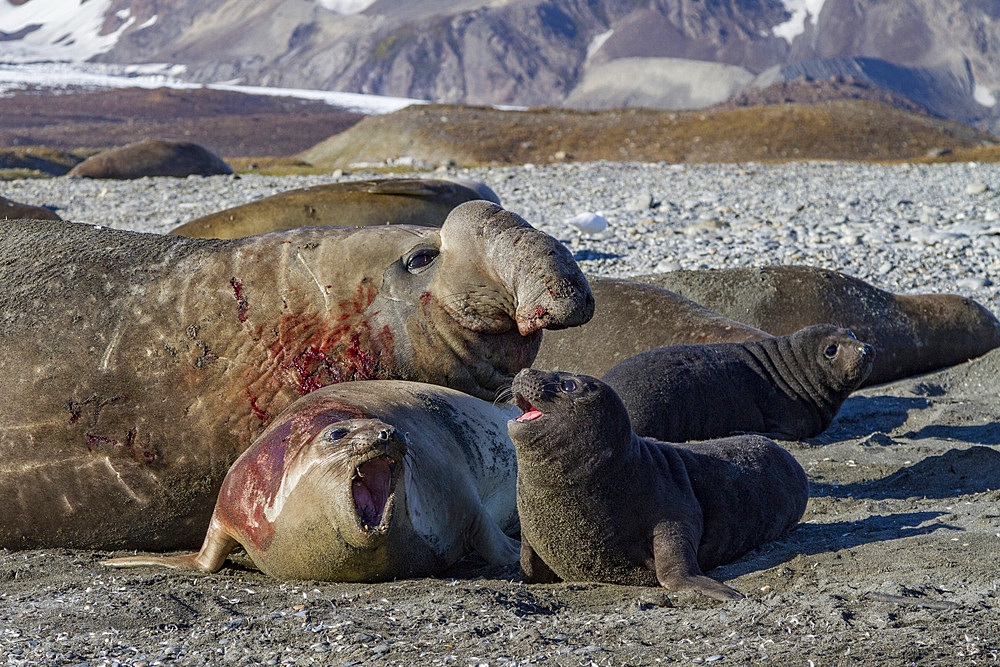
[3, 317, 1000, 665]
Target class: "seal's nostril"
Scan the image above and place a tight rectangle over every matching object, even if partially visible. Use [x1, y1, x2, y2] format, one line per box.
[377, 429, 391, 441]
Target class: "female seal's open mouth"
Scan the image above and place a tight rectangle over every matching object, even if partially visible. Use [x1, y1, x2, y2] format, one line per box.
[515, 394, 543, 422]
[352, 455, 396, 530]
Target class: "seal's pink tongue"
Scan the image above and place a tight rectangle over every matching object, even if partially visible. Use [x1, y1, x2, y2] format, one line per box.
[353, 456, 392, 527]
[514, 395, 543, 422]
[516, 408, 542, 422]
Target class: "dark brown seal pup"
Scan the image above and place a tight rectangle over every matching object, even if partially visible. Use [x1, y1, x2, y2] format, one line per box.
[67, 139, 233, 179]
[0, 196, 61, 220]
[635, 265, 1000, 386]
[508, 369, 809, 601]
[104, 380, 519, 581]
[169, 178, 501, 239]
[0, 201, 592, 550]
[602, 325, 874, 442]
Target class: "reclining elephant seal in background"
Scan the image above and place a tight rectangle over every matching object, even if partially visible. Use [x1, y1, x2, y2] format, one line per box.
[0, 200, 593, 551]
[532, 277, 769, 375]
[67, 139, 233, 179]
[534, 268, 1000, 387]
[169, 178, 501, 239]
[1, 196, 61, 221]
[635, 265, 1000, 386]
[508, 369, 809, 601]
[105, 380, 519, 581]
[602, 325, 874, 442]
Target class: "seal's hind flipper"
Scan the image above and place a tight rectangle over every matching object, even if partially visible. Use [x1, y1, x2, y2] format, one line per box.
[102, 519, 238, 574]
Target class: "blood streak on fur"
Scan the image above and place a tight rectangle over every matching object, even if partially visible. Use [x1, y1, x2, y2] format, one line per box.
[246, 390, 271, 422]
[217, 403, 363, 550]
[231, 277, 249, 322]
[242, 283, 390, 422]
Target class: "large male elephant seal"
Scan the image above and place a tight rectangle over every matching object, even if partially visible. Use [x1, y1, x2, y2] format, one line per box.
[602, 325, 874, 442]
[0, 201, 592, 550]
[169, 178, 501, 239]
[635, 266, 1000, 386]
[67, 139, 233, 179]
[534, 268, 1000, 387]
[105, 380, 519, 581]
[508, 369, 809, 601]
[1, 196, 61, 221]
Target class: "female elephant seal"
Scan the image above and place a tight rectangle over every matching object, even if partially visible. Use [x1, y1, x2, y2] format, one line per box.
[0, 201, 592, 550]
[105, 380, 519, 581]
[602, 324, 875, 442]
[169, 178, 501, 239]
[508, 369, 809, 601]
[635, 265, 1000, 386]
[534, 268, 1000, 387]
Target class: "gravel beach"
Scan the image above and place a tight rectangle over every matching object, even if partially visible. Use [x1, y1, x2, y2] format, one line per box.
[3, 161, 1000, 665]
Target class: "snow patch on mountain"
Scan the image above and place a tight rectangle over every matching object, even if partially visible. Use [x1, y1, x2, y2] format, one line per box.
[587, 29, 613, 60]
[772, 0, 827, 44]
[975, 83, 996, 107]
[317, 0, 377, 14]
[0, 60, 422, 114]
[0, 0, 137, 62]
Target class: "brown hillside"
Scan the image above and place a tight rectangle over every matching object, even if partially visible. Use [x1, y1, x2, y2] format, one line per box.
[0, 86, 364, 159]
[300, 101, 998, 167]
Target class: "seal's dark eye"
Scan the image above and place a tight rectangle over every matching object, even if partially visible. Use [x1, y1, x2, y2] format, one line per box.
[824, 344, 839, 359]
[326, 428, 349, 441]
[560, 379, 577, 392]
[847, 330, 857, 340]
[405, 249, 438, 272]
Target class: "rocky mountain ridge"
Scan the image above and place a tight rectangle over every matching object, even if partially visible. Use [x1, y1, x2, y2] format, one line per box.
[4, 0, 1000, 133]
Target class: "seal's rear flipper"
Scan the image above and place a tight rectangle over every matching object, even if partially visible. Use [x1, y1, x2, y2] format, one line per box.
[102, 519, 238, 574]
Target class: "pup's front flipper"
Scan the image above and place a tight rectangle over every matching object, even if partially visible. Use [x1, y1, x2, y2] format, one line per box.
[652, 530, 743, 601]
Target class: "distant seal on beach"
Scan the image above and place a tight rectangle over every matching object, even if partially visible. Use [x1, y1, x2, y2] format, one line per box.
[0, 201, 592, 550]
[508, 369, 809, 601]
[104, 381, 519, 581]
[634, 265, 1000, 386]
[169, 178, 501, 239]
[0, 196, 61, 221]
[533, 277, 769, 374]
[602, 325, 874, 442]
[67, 139, 233, 179]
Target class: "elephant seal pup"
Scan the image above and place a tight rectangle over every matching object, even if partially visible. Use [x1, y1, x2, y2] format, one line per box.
[602, 324, 875, 442]
[169, 178, 501, 239]
[635, 265, 1000, 386]
[0, 201, 592, 551]
[533, 277, 769, 376]
[508, 369, 809, 601]
[105, 380, 519, 581]
[67, 139, 233, 179]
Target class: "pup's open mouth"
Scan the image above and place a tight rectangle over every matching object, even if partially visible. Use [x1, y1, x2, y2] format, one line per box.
[515, 394, 543, 422]
[352, 455, 396, 530]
